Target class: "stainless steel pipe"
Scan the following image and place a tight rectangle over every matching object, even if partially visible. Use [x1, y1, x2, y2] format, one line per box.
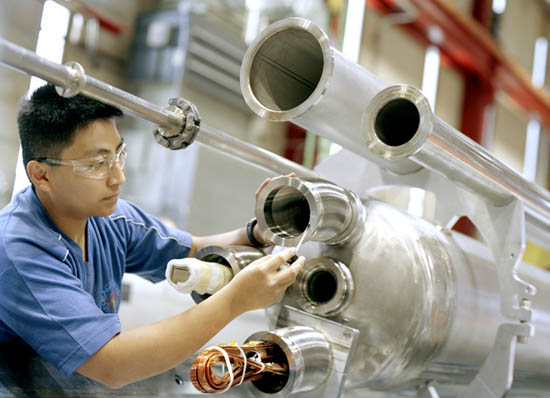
[0, 37, 316, 179]
[254, 177, 365, 247]
[240, 18, 550, 223]
[245, 326, 331, 397]
[363, 84, 550, 222]
[240, 18, 415, 175]
[0, 38, 183, 130]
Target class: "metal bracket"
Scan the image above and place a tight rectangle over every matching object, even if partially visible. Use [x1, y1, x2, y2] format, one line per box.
[153, 97, 201, 150]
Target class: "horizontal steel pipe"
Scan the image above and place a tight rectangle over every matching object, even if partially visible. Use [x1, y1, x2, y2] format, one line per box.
[0, 38, 183, 130]
[0, 37, 316, 179]
[363, 84, 550, 222]
[240, 18, 550, 223]
[196, 124, 317, 178]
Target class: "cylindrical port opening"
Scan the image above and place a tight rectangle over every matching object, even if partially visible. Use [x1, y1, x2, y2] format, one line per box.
[295, 257, 354, 317]
[374, 98, 420, 147]
[246, 326, 331, 397]
[306, 270, 337, 304]
[249, 28, 324, 112]
[256, 177, 364, 247]
[250, 344, 289, 394]
[263, 186, 311, 238]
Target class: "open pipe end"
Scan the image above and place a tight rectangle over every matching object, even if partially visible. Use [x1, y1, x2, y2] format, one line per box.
[363, 84, 433, 160]
[240, 17, 332, 121]
[255, 176, 316, 247]
[245, 326, 331, 397]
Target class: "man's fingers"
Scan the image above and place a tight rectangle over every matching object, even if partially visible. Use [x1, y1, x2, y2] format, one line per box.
[255, 177, 272, 199]
[274, 256, 305, 286]
[262, 248, 296, 271]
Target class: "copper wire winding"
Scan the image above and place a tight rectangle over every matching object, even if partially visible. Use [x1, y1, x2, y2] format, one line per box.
[190, 342, 288, 393]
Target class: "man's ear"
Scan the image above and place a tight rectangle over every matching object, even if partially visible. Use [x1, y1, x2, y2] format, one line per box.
[27, 161, 52, 193]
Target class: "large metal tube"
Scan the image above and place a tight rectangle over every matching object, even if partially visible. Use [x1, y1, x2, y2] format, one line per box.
[256, 179, 550, 394]
[0, 37, 316, 179]
[240, 18, 550, 223]
[254, 177, 365, 247]
[245, 326, 331, 397]
[363, 84, 550, 222]
[240, 18, 416, 175]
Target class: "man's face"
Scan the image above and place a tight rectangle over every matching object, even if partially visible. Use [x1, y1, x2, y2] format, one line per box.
[47, 118, 126, 219]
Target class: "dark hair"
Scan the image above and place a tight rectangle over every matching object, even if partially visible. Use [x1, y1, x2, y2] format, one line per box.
[18, 84, 123, 168]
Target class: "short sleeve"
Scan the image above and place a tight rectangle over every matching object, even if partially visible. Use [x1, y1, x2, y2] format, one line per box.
[109, 200, 192, 282]
[0, 243, 120, 377]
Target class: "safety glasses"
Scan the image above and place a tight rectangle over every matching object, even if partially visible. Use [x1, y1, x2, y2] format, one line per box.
[33, 142, 127, 180]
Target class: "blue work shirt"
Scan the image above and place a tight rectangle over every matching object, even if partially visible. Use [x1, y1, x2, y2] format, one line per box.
[0, 187, 192, 376]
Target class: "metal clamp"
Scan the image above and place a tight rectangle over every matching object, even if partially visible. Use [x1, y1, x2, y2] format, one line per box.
[55, 61, 86, 98]
[153, 97, 201, 150]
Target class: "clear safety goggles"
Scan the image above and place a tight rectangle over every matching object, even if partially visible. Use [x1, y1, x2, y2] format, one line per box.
[33, 142, 127, 180]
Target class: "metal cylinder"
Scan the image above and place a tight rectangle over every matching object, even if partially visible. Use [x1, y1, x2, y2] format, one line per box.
[277, 196, 550, 393]
[191, 245, 265, 303]
[294, 257, 354, 317]
[255, 176, 364, 247]
[240, 18, 550, 224]
[363, 84, 550, 223]
[245, 326, 331, 397]
[240, 17, 419, 175]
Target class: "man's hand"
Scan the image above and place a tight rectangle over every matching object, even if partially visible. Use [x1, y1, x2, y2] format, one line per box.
[78, 250, 304, 389]
[222, 247, 304, 314]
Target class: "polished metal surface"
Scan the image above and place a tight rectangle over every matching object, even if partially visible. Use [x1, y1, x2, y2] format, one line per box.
[191, 245, 265, 303]
[257, 178, 550, 394]
[240, 18, 550, 225]
[363, 84, 550, 224]
[240, 17, 420, 175]
[0, 36, 316, 179]
[255, 176, 364, 247]
[294, 257, 354, 317]
[0, 38, 184, 130]
[196, 124, 317, 178]
[245, 326, 331, 397]
[288, 200, 456, 390]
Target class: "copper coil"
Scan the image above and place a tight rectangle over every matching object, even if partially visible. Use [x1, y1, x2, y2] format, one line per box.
[190, 341, 288, 393]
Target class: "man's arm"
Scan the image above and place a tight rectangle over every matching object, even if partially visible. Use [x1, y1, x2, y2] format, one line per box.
[189, 223, 265, 257]
[188, 175, 287, 257]
[77, 248, 303, 388]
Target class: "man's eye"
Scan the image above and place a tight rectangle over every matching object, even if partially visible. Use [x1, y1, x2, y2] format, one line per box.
[82, 160, 105, 169]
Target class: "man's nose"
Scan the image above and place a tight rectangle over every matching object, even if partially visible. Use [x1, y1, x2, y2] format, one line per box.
[107, 161, 126, 186]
